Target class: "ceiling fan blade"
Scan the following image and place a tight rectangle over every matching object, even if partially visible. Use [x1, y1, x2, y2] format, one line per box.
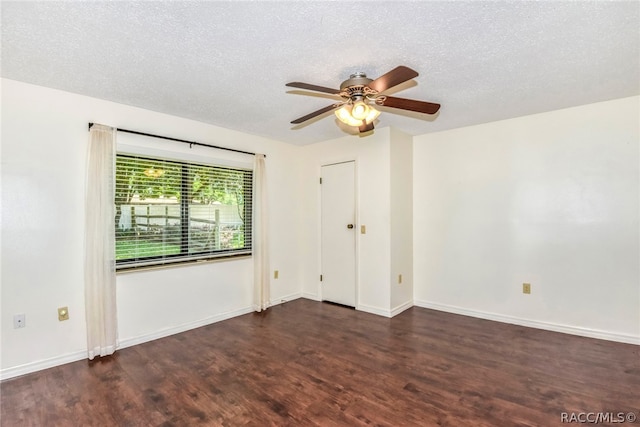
[367, 66, 419, 93]
[286, 82, 341, 95]
[379, 96, 441, 115]
[290, 103, 341, 124]
[359, 122, 375, 133]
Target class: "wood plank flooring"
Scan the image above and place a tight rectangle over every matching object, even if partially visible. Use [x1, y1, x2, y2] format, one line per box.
[1, 299, 638, 426]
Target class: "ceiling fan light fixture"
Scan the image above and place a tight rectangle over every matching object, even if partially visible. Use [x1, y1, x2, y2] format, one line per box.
[351, 101, 370, 120]
[335, 105, 364, 127]
[364, 106, 380, 124]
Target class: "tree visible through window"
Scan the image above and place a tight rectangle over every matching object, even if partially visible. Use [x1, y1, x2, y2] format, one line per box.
[115, 154, 252, 268]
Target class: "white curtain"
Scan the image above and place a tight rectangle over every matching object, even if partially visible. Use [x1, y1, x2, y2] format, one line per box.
[253, 154, 270, 312]
[84, 124, 118, 359]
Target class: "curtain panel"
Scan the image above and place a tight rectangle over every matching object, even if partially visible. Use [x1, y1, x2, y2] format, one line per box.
[84, 124, 118, 359]
[252, 154, 270, 311]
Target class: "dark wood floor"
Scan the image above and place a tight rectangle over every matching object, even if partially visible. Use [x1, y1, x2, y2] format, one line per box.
[2, 299, 638, 426]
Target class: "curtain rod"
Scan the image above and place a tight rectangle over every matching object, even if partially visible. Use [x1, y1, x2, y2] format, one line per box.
[88, 123, 260, 157]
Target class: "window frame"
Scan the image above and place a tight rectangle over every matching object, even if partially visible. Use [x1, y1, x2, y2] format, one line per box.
[115, 153, 253, 270]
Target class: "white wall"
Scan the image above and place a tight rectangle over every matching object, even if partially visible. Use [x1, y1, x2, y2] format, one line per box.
[413, 96, 640, 343]
[298, 128, 392, 315]
[1, 79, 302, 378]
[390, 128, 413, 314]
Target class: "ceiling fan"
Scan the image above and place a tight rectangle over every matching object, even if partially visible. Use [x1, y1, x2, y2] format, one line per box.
[286, 66, 440, 134]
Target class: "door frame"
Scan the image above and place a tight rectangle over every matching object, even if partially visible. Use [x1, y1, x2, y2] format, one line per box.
[317, 158, 360, 308]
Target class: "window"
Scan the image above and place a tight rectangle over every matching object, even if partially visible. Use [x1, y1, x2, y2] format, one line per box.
[115, 154, 252, 269]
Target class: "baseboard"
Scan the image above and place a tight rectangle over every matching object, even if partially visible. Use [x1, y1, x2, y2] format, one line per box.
[119, 305, 255, 350]
[414, 300, 640, 345]
[1, 350, 87, 381]
[271, 292, 303, 306]
[302, 292, 321, 301]
[357, 303, 392, 318]
[356, 300, 414, 318]
[390, 300, 414, 317]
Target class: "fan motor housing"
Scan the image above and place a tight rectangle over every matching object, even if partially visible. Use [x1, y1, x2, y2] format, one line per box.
[340, 72, 373, 91]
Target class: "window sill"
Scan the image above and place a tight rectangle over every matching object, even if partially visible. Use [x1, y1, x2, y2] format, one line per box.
[115, 253, 252, 275]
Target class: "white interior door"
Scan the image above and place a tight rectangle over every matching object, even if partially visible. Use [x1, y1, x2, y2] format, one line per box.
[321, 161, 356, 307]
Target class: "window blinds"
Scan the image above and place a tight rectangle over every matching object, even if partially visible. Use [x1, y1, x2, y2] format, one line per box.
[115, 154, 252, 269]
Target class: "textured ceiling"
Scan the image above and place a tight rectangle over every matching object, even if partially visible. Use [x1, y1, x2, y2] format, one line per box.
[2, 1, 638, 146]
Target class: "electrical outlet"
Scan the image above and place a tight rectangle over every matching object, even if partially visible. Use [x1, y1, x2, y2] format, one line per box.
[523, 283, 531, 294]
[274, 270, 279, 279]
[13, 314, 26, 329]
[58, 307, 69, 321]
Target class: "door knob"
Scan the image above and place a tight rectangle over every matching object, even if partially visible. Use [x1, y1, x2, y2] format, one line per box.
[347, 224, 354, 229]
